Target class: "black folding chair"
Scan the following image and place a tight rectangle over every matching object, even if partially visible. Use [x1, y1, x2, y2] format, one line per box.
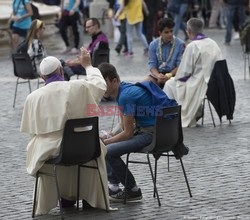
[12, 53, 40, 108]
[32, 117, 109, 219]
[124, 105, 192, 206]
[92, 48, 110, 67]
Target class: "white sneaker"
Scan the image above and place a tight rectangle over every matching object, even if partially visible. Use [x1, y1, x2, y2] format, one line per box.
[70, 48, 79, 55]
[233, 32, 240, 40]
[62, 47, 71, 55]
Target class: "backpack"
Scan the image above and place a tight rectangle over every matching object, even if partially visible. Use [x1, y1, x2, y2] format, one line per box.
[21, 0, 41, 20]
[31, 3, 41, 20]
[16, 40, 28, 54]
[135, 81, 178, 117]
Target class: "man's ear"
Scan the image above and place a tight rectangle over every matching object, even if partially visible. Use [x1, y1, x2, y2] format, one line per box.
[40, 75, 46, 81]
[59, 66, 64, 77]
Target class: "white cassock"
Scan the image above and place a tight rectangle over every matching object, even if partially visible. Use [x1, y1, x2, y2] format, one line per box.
[20, 66, 110, 215]
[163, 38, 223, 127]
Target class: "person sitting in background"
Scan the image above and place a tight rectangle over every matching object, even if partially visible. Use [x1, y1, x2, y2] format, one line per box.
[146, 18, 185, 88]
[163, 18, 223, 127]
[26, 19, 47, 75]
[10, 0, 33, 49]
[65, 18, 109, 78]
[20, 48, 109, 215]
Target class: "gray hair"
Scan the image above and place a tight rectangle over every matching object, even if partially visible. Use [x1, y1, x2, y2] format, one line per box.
[187, 18, 204, 35]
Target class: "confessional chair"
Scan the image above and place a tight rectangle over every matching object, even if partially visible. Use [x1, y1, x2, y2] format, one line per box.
[32, 117, 109, 219]
[92, 48, 110, 67]
[124, 105, 192, 206]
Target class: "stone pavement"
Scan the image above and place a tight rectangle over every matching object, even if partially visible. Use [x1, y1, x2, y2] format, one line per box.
[0, 28, 250, 220]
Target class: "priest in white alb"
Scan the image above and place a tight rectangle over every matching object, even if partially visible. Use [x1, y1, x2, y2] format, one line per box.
[20, 48, 110, 215]
[163, 18, 223, 127]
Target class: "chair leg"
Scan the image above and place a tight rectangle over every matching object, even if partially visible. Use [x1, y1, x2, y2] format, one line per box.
[147, 154, 161, 206]
[96, 159, 109, 212]
[244, 52, 246, 80]
[32, 172, 39, 217]
[77, 165, 80, 210]
[28, 80, 32, 93]
[201, 98, 206, 125]
[207, 99, 216, 127]
[13, 77, 19, 108]
[179, 158, 192, 198]
[54, 166, 64, 220]
[124, 153, 130, 204]
[167, 153, 170, 172]
[153, 159, 158, 198]
[248, 54, 250, 78]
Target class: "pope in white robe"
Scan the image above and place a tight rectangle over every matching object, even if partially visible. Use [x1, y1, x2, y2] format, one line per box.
[163, 18, 223, 127]
[20, 49, 110, 215]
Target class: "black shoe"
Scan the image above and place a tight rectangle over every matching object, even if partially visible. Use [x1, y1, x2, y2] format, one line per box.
[110, 188, 142, 202]
[61, 198, 76, 208]
[115, 45, 121, 55]
[82, 199, 93, 209]
[109, 187, 122, 196]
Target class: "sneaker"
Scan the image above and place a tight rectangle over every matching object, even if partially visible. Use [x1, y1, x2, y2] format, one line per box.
[70, 47, 79, 55]
[110, 188, 142, 202]
[125, 52, 133, 58]
[62, 47, 71, 55]
[109, 187, 122, 196]
[233, 32, 240, 40]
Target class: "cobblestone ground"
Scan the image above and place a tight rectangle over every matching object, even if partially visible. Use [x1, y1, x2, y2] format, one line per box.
[0, 28, 250, 220]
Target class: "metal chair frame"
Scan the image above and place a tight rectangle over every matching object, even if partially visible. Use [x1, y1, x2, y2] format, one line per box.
[124, 106, 192, 206]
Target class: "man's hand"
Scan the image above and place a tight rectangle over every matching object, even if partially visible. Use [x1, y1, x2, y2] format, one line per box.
[69, 9, 75, 16]
[11, 15, 21, 22]
[157, 73, 167, 85]
[78, 47, 92, 68]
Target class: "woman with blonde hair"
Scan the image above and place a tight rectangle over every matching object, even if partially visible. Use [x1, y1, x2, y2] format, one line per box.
[26, 19, 47, 75]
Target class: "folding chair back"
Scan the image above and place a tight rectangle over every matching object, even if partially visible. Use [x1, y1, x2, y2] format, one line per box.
[92, 48, 110, 67]
[152, 105, 183, 153]
[54, 117, 101, 165]
[12, 53, 37, 79]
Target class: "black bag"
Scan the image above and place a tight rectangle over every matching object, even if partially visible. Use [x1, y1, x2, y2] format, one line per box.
[31, 3, 41, 20]
[20, 0, 40, 20]
[16, 40, 28, 53]
[167, 0, 181, 14]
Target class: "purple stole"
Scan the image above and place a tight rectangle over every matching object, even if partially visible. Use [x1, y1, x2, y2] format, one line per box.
[87, 32, 109, 53]
[45, 74, 64, 85]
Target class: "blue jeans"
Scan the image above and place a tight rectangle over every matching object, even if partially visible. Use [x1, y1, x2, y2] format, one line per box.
[225, 4, 245, 43]
[173, 3, 188, 39]
[126, 21, 148, 54]
[106, 132, 152, 190]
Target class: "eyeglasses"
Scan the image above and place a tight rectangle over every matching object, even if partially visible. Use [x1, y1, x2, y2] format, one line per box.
[85, 25, 94, 29]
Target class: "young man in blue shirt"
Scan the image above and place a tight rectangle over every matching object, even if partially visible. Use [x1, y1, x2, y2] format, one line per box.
[98, 63, 188, 201]
[147, 18, 185, 88]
